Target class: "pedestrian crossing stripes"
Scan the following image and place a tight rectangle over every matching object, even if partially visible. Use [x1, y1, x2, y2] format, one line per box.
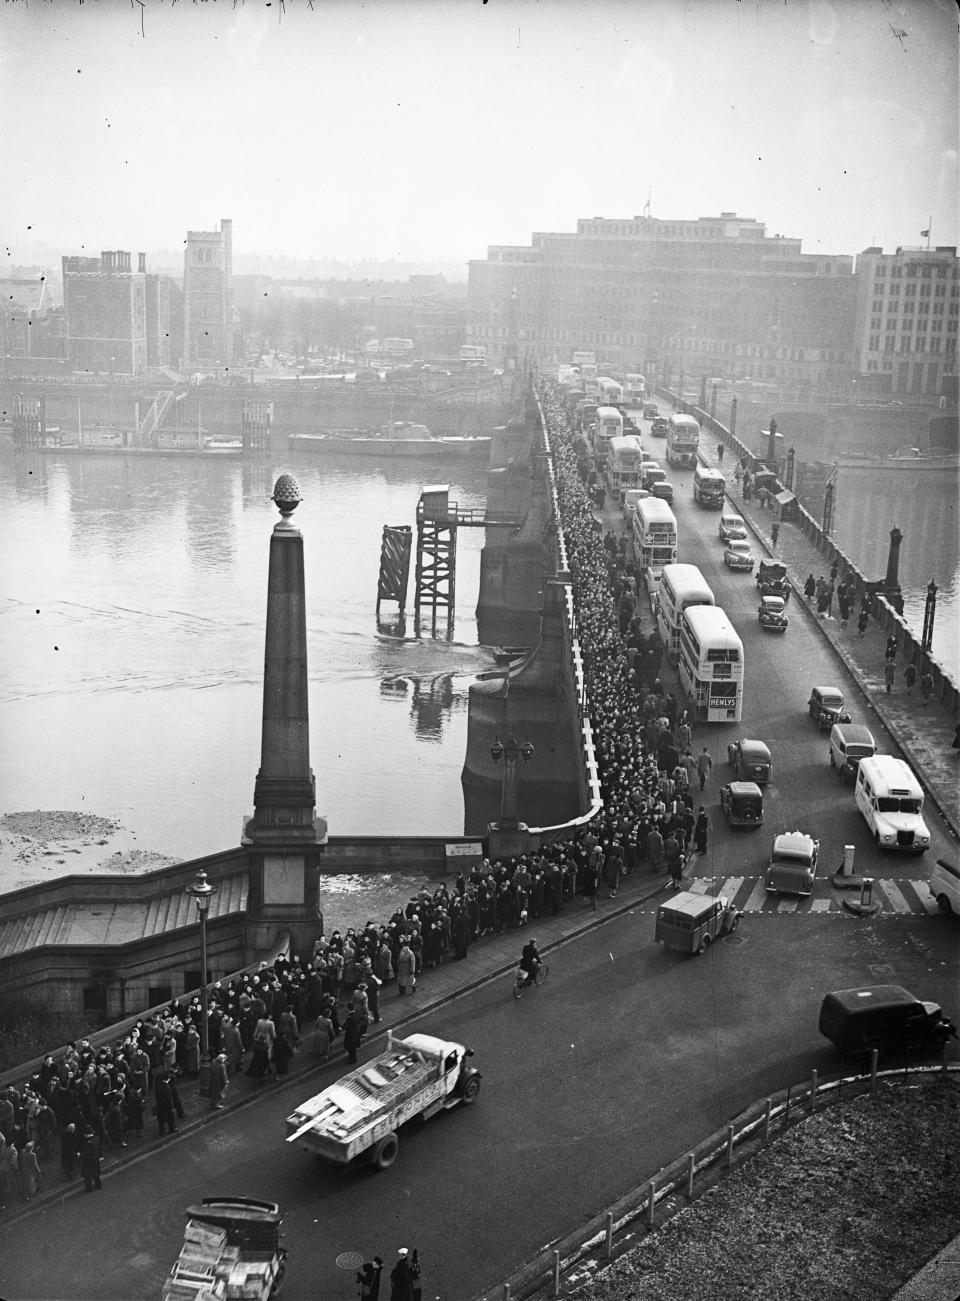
[684, 875, 939, 916]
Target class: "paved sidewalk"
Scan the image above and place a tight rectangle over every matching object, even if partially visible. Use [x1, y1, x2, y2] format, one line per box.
[697, 440, 960, 842]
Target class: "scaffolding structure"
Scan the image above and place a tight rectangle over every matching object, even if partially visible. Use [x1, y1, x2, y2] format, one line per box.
[412, 485, 521, 631]
[242, 400, 273, 452]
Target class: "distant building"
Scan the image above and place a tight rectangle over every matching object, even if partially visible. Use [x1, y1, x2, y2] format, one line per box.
[61, 250, 148, 375]
[852, 245, 959, 398]
[145, 272, 172, 369]
[183, 218, 234, 371]
[0, 271, 62, 369]
[467, 212, 857, 395]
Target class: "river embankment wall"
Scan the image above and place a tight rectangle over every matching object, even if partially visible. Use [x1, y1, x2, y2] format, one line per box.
[1, 376, 511, 442]
[462, 389, 602, 842]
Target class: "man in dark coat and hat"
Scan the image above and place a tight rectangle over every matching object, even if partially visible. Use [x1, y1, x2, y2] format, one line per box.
[79, 1127, 102, 1192]
[356, 1255, 383, 1300]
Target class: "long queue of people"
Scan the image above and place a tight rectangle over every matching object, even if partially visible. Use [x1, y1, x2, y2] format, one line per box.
[0, 377, 704, 1213]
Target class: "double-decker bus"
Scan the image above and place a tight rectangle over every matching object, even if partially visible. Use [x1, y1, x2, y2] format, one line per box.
[678, 605, 744, 723]
[623, 374, 646, 406]
[592, 405, 623, 465]
[666, 414, 701, 467]
[607, 434, 644, 498]
[597, 376, 624, 406]
[655, 563, 715, 662]
[632, 497, 678, 585]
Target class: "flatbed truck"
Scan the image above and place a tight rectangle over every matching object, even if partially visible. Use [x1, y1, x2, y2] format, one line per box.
[284, 1031, 481, 1171]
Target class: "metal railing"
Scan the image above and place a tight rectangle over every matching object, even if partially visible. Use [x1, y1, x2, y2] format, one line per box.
[474, 1056, 959, 1301]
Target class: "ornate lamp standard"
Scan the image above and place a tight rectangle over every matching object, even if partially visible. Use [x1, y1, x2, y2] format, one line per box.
[490, 736, 535, 829]
[185, 869, 218, 1099]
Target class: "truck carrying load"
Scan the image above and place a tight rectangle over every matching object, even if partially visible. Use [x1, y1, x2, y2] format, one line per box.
[285, 1031, 481, 1170]
[162, 1199, 287, 1301]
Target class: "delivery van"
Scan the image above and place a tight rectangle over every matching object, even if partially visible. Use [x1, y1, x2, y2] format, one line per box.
[828, 723, 877, 784]
[929, 859, 960, 916]
[654, 891, 740, 955]
[819, 985, 957, 1058]
[854, 755, 930, 853]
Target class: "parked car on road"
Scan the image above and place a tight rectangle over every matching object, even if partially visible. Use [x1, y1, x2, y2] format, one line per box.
[727, 739, 772, 783]
[828, 723, 877, 783]
[758, 594, 788, 632]
[643, 402, 660, 419]
[719, 512, 748, 542]
[819, 985, 957, 1058]
[655, 891, 740, 955]
[718, 781, 764, 827]
[808, 685, 851, 730]
[929, 859, 960, 915]
[756, 559, 789, 596]
[724, 539, 755, 570]
[650, 479, 674, 504]
[765, 830, 820, 896]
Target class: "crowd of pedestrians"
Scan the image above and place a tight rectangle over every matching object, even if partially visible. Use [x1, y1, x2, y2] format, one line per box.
[0, 377, 713, 1212]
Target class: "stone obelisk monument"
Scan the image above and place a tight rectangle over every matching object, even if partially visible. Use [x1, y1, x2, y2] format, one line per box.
[243, 474, 326, 959]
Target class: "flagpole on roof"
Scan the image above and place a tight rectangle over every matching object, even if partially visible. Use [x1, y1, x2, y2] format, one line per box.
[925, 218, 931, 251]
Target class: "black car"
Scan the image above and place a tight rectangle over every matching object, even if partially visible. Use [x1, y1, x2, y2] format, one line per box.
[819, 986, 957, 1057]
[756, 559, 789, 596]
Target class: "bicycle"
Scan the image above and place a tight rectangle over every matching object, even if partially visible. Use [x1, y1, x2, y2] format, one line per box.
[512, 962, 549, 999]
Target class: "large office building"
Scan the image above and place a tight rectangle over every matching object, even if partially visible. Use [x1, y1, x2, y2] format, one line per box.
[467, 212, 857, 395]
[183, 218, 234, 371]
[852, 244, 959, 398]
[61, 250, 149, 375]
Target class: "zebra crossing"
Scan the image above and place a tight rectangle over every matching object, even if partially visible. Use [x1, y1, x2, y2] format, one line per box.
[683, 873, 939, 916]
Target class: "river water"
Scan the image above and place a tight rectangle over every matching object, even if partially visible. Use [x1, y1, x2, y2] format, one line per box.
[2, 441, 957, 904]
[0, 447, 497, 879]
[831, 463, 959, 680]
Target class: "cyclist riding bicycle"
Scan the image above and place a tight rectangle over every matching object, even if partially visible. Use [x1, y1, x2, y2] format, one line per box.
[519, 939, 542, 989]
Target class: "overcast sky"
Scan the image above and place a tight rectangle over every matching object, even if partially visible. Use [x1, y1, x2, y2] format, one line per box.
[1, 0, 957, 272]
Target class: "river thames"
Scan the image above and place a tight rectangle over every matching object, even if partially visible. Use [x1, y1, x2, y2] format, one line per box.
[2, 441, 957, 898]
[0, 448, 499, 876]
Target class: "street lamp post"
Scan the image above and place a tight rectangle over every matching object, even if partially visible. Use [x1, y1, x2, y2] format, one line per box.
[185, 869, 218, 1100]
[490, 735, 535, 829]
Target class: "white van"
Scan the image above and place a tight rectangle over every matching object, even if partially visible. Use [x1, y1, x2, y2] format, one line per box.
[854, 755, 930, 854]
[929, 859, 960, 915]
[622, 486, 650, 522]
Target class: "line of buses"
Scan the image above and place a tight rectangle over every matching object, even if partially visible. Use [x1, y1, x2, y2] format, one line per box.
[616, 428, 741, 725]
[631, 494, 742, 725]
[553, 365, 741, 723]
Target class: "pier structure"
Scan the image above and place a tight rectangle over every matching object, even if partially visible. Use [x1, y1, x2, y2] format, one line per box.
[413, 484, 521, 631]
[241, 399, 273, 452]
[375, 524, 413, 621]
[11, 394, 47, 448]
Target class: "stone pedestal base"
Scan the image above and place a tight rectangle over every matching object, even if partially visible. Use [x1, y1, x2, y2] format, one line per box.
[487, 820, 537, 863]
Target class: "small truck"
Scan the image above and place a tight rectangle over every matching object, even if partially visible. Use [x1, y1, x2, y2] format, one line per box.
[161, 1198, 287, 1301]
[284, 1031, 481, 1171]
